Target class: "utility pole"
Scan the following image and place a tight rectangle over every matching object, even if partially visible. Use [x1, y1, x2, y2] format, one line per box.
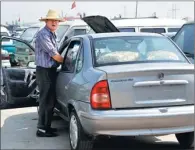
[135, 1, 138, 18]
[169, 4, 179, 19]
[124, 6, 126, 18]
[61, 10, 64, 17]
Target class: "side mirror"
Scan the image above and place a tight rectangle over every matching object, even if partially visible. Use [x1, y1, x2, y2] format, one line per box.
[27, 61, 36, 68]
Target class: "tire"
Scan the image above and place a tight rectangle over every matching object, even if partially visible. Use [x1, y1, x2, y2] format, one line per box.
[175, 132, 194, 148]
[0, 86, 10, 109]
[69, 111, 94, 150]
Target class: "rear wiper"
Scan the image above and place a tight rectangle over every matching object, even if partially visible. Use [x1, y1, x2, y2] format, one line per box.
[184, 52, 194, 58]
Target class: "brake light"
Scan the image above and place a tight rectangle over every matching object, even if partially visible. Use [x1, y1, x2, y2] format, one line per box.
[90, 80, 111, 109]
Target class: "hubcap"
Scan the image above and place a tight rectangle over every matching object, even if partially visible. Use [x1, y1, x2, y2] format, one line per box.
[70, 115, 78, 149]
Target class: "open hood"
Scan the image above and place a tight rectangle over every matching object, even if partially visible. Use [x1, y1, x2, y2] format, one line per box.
[82, 15, 119, 33]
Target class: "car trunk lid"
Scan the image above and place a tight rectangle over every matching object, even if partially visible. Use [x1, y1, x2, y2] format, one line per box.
[82, 15, 120, 33]
[96, 63, 194, 108]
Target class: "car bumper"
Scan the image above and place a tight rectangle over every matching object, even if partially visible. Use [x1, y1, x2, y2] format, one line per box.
[79, 104, 194, 136]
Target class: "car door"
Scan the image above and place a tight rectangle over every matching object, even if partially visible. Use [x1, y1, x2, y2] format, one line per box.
[1, 36, 37, 104]
[56, 38, 82, 116]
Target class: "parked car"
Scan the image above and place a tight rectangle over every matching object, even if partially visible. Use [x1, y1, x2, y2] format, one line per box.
[172, 21, 194, 63]
[1, 49, 11, 68]
[1, 16, 194, 150]
[14, 19, 90, 67]
[1, 26, 16, 65]
[111, 18, 186, 34]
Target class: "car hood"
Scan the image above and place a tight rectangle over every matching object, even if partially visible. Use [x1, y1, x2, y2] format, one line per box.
[82, 15, 119, 33]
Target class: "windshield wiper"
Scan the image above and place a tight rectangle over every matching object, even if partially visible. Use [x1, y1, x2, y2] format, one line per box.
[184, 52, 194, 58]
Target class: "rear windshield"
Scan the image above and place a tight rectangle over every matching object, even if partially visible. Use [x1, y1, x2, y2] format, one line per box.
[140, 28, 166, 33]
[168, 28, 180, 32]
[20, 27, 40, 42]
[174, 24, 194, 55]
[118, 28, 135, 32]
[92, 36, 187, 66]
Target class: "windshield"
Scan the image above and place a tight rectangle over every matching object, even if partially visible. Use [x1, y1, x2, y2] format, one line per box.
[174, 24, 194, 55]
[93, 36, 187, 66]
[56, 25, 69, 42]
[20, 27, 39, 42]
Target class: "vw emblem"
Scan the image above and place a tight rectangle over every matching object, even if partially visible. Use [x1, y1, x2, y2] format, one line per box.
[158, 73, 164, 80]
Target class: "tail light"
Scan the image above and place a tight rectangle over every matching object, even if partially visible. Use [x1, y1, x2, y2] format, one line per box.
[90, 80, 111, 109]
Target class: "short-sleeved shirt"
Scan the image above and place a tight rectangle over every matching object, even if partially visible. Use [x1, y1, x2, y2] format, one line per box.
[35, 26, 59, 68]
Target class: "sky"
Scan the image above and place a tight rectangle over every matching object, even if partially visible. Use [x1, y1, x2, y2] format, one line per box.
[1, 1, 194, 25]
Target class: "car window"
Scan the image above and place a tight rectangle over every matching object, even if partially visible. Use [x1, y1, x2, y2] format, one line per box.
[168, 28, 180, 33]
[0, 32, 9, 42]
[1, 38, 34, 68]
[67, 28, 87, 38]
[76, 48, 84, 73]
[174, 24, 194, 55]
[118, 28, 135, 32]
[56, 25, 69, 42]
[62, 40, 81, 72]
[92, 36, 187, 67]
[140, 28, 166, 33]
[20, 27, 40, 42]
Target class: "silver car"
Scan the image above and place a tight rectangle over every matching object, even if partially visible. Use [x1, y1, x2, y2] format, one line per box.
[1, 16, 194, 150]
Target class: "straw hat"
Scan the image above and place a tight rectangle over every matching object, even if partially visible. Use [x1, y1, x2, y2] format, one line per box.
[39, 9, 64, 22]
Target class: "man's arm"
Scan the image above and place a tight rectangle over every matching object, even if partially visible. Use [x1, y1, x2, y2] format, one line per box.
[38, 33, 64, 63]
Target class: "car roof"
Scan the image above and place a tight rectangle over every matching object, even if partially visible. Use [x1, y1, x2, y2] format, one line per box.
[184, 21, 194, 25]
[1, 26, 9, 33]
[111, 18, 186, 27]
[83, 32, 163, 39]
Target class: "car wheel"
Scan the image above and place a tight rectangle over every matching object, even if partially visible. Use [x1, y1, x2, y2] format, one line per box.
[175, 132, 194, 148]
[69, 111, 93, 150]
[0, 85, 9, 109]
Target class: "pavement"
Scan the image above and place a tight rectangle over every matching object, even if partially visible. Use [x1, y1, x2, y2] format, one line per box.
[1, 107, 193, 150]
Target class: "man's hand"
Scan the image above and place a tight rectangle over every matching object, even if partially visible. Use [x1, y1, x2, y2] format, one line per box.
[52, 54, 64, 63]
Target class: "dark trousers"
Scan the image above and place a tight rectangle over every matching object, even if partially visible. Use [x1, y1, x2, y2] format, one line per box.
[36, 66, 57, 130]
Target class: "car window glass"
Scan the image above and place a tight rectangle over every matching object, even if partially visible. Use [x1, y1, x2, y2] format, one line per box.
[56, 25, 69, 42]
[62, 40, 81, 72]
[118, 28, 135, 32]
[76, 48, 84, 73]
[1, 38, 34, 68]
[140, 28, 166, 33]
[93, 36, 187, 67]
[174, 24, 194, 54]
[168, 28, 179, 32]
[20, 27, 39, 42]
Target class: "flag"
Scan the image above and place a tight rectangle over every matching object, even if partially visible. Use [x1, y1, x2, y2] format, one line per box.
[71, 1, 76, 9]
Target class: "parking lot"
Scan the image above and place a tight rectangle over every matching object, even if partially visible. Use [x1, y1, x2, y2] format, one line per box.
[1, 107, 192, 150]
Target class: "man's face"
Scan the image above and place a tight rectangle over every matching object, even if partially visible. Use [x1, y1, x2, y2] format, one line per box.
[46, 20, 59, 32]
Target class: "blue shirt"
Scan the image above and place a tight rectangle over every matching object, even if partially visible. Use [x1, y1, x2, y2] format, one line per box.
[35, 26, 59, 68]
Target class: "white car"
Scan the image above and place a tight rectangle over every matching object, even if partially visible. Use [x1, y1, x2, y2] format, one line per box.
[1, 49, 11, 67]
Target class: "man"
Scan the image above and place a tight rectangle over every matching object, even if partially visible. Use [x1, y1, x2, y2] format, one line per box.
[35, 9, 64, 137]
